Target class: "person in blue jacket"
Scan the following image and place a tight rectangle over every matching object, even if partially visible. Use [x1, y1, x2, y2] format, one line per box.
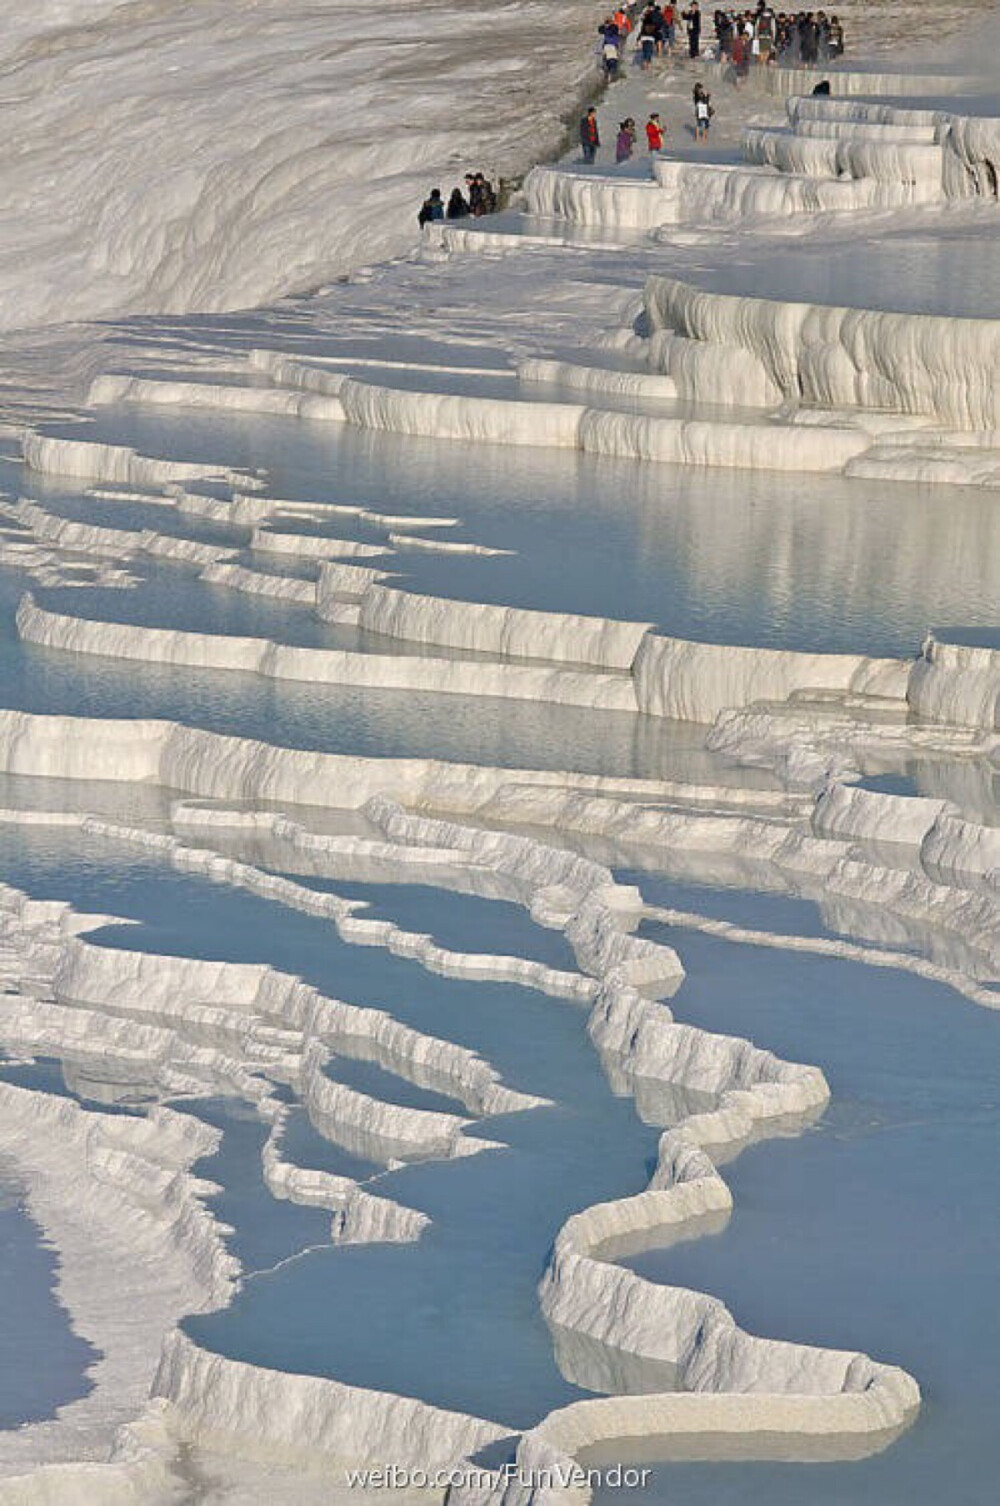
[417, 189, 445, 226]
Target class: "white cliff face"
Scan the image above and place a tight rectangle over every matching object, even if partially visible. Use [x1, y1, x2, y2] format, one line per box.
[644, 275, 1000, 429]
[742, 127, 946, 187]
[0, 0, 602, 332]
[525, 156, 942, 234]
[153, 1330, 510, 1475]
[908, 636, 1000, 730]
[632, 633, 904, 724]
[355, 584, 652, 669]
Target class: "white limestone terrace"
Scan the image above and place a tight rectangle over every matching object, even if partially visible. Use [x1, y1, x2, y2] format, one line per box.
[518, 63, 994, 240]
[5, 695, 1000, 1496]
[7, 500, 1000, 748]
[0, 11, 998, 1506]
[4, 711, 968, 1496]
[61, 213, 1000, 497]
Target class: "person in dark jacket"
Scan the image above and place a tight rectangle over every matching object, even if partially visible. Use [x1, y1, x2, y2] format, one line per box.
[446, 188, 470, 219]
[580, 106, 600, 163]
[417, 189, 444, 227]
[468, 173, 496, 215]
[599, 18, 621, 77]
[683, 2, 701, 58]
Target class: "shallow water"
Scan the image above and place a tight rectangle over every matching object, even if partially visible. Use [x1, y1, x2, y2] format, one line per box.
[23, 390, 1000, 659]
[597, 926, 1000, 1506]
[697, 222, 1000, 318]
[0, 834, 666, 1431]
[0, 1174, 97, 1428]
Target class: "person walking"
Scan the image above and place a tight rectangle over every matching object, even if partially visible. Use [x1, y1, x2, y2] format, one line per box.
[639, 6, 658, 68]
[580, 106, 600, 163]
[731, 24, 749, 78]
[615, 117, 637, 162]
[645, 112, 665, 151]
[693, 82, 713, 139]
[599, 19, 622, 79]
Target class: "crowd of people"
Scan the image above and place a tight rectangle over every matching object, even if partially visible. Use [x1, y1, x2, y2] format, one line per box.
[714, 6, 844, 68]
[603, 0, 844, 71]
[418, 172, 497, 227]
[419, 0, 846, 219]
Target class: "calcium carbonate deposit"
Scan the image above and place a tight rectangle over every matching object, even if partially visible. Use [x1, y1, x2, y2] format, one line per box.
[0, 3, 999, 1505]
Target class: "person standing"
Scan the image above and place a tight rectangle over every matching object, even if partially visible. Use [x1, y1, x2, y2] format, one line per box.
[580, 106, 600, 163]
[645, 112, 665, 151]
[473, 172, 496, 214]
[756, 4, 776, 61]
[616, 117, 637, 162]
[683, 2, 702, 58]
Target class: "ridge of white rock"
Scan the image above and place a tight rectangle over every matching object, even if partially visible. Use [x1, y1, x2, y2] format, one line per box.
[644, 901, 999, 1010]
[524, 161, 935, 236]
[21, 587, 924, 727]
[750, 65, 978, 98]
[908, 635, 1000, 730]
[706, 698, 997, 789]
[88, 374, 346, 423]
[517, 358, 679, 403]
[14, 594, 640, 713]
[249, 526, 386, 561]
[0, 706, 689, 810]
[153, 1329, 510, 1475]
[645, 275, 1000, 429]
[198, 561, 319, 605]
[631, 631, 907, 722]
[742, 126, 945, 186]
[12, 498, 237, 572]
[21, 433, 262, 492]
[354, 583, 653, 670]
[185, 363, 877, 474]
[76, 814, 593, 1004]
[0, 1077, 236, 1480]
[449, 781, 1000, 998]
